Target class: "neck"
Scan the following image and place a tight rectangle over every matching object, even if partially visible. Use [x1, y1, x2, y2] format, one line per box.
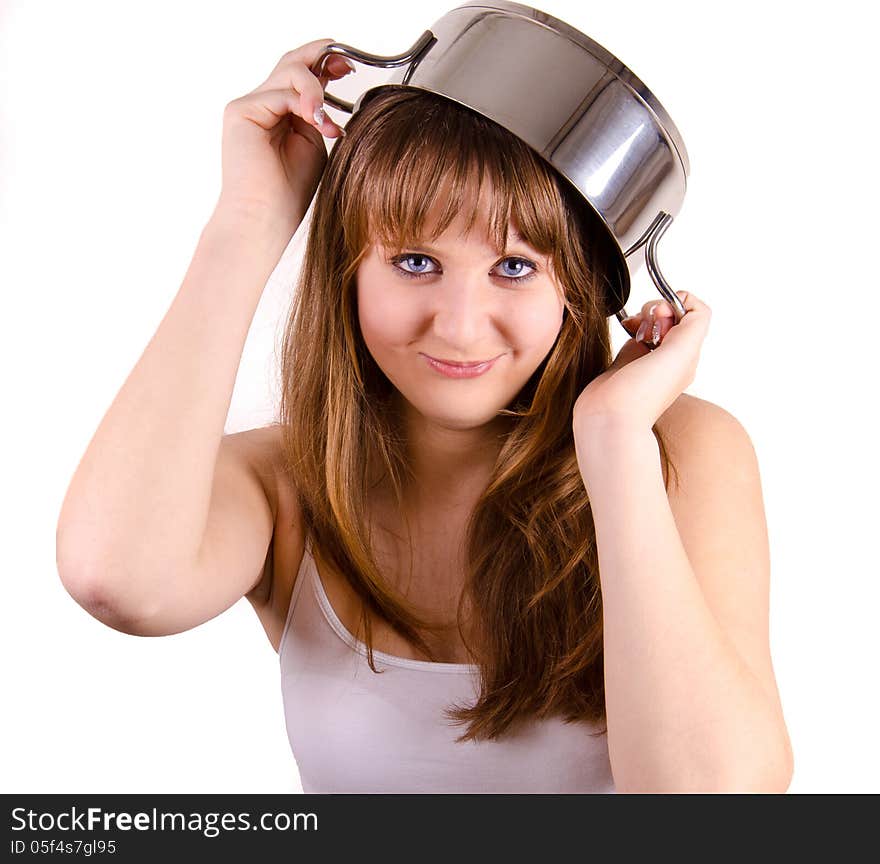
[393, 393, 509, 516]
[406, 440, 497, 515]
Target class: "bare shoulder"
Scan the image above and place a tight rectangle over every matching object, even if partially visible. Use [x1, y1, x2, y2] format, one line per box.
[655, 393, 756, 491]
[224, 422, 285, 475]
[658, 392, 740, 430]
[226, 422, 286, 518]
[657, 393, 751, 453]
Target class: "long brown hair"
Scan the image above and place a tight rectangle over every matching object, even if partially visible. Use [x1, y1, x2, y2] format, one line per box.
[278, 87, 679, 742]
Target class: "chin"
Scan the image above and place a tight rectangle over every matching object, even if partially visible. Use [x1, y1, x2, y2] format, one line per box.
[398, 390, 506, 430]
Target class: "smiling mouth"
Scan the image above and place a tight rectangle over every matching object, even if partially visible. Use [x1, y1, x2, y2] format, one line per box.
[422, 354, 501, 367]
[420, 353, 502, 379]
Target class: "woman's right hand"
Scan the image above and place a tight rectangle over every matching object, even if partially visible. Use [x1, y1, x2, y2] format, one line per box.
[215, 38, 352, 234]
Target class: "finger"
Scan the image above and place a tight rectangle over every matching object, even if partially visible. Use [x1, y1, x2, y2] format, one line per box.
[653, 291, 712, 347]
[254, 40, 349, 131]
[648, 300, 676, 345]
[623, 293, 683, 347]
[644, 291, 709, 319]
[315, 53, 357, 86]
[620, 314, 641, 337]
[263, 38, 340, 82]
[620, 313, 659, 351]
[620, 311, 656, 344]
[260, 65, 326, 129]
[662, 291, 711, 323]
[226, 86, 324, 135]
[620, 290, 711, 346]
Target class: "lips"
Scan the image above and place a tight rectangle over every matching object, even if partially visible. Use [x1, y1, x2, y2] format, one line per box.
[421, 353, 501, 379]
[428, 355, 496, 367]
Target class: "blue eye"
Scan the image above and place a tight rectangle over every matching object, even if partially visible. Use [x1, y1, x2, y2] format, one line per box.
[392, 253, 438, 278]
[390, 253, 538, 283]
[496, 258, 535, 280]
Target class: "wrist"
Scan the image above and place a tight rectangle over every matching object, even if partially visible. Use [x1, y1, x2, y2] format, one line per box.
[572, 410, 653, 442]
[207, 198, 302, 249]
[573, 414, 659, 486]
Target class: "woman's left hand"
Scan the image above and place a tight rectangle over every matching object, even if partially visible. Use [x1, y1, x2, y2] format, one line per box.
[572, 290, 712, 431]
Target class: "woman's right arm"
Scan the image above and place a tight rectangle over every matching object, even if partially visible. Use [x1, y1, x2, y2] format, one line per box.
[55, 39, 352, 635]
[56, 212, 288, 635]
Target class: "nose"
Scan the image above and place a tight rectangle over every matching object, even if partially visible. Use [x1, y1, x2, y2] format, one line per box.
[428, 276, 498, 350]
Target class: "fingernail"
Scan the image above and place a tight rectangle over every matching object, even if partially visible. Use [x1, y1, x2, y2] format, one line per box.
[647, 303, 660, 344]
[313, 105, 325, 126]
[342, 57, 356, 72]
[636, 319, 648, 341]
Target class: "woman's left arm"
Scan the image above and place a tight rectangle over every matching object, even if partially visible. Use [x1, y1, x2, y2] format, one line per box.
[572, 293, 793, 793]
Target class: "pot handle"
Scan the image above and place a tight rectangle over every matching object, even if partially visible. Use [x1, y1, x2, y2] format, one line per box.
[310, 31, 437, 114]
[615, 211, 687, 337]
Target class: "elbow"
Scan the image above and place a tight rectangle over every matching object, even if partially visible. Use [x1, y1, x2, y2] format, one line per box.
[753, 720, 795, 793]
[616, 736, 795, 794]
[57, 558, 162, 636]
[715, 767, 792, 795]
[774, 733, 795, 793]
[619, 768, 792, 795]
[759, 737, 795, 794]
[715, 736, 795, 794]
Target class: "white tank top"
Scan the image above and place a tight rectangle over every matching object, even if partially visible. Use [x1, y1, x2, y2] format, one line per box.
[279, 535, 616, 793]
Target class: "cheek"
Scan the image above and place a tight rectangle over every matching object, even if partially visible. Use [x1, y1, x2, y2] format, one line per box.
[357, 283, 417, 350]
[509, 293, 565, 351]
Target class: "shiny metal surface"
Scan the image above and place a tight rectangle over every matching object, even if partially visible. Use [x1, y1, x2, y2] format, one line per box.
[313, 31, 437, 112]
[312, 1, 690, 323]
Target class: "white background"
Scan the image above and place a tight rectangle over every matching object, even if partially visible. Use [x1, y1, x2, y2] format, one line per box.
[1, 0, 877, 793]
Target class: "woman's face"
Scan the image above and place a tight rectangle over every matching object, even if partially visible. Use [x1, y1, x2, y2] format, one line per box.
[355, 207, 565, 432]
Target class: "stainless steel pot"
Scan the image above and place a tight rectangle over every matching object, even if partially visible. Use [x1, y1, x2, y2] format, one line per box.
[312, 1, 690, 329]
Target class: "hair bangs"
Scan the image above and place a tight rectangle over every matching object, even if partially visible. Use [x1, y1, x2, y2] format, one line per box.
[340, 89, 570, 270]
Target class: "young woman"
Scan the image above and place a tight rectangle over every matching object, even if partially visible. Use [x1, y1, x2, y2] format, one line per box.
[56, 38, 793, 793]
